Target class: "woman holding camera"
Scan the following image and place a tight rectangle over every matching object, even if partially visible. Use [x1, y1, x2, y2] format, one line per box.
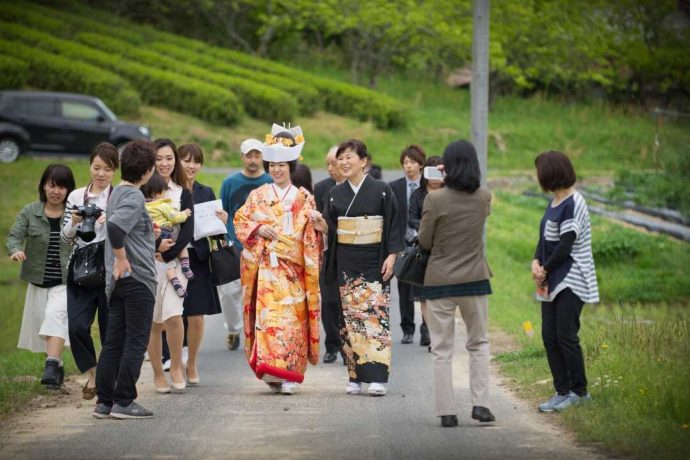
[61, 143, 119, 400]
[7, 164, 75, 389]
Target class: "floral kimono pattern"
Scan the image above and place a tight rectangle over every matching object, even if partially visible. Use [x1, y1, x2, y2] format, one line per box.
[234, 184, 321, 383]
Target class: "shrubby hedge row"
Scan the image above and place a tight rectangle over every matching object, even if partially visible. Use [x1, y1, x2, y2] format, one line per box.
[150, 43, 320, 114]
[0, 3, 65, 37]
[0, 54, 28, 89]
[22, 1, 406, 128]
[0, 38, 140, 116]
[11, 2, 320, 114]
[197, 47, 407, 129]
[1, 1, 143, 43]
[0, 22, 244, 126]
[74, 32, 297, 122]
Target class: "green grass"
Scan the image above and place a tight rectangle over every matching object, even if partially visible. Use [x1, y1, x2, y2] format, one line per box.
[487, 191, 690, 459]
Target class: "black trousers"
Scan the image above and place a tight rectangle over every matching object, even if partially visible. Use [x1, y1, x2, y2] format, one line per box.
[398, 279, 416, 335]
[96, 277, 154, 407]
[541, 288, 587, 396]
[67, 283, 108, 373]
[320, 278, 342, 353]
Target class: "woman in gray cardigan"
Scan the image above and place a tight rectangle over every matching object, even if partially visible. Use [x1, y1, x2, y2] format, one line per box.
[6, 164, 75, 390]
[417, 140, 494, 428]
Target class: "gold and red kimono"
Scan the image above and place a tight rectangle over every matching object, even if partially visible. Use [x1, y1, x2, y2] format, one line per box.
[233, 184, 321, 383]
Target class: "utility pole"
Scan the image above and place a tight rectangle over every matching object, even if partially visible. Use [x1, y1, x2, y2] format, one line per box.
[471, 0, 489, 185]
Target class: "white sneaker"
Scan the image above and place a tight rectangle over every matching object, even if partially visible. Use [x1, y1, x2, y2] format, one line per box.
[144, 352, 150, 362]
[346, 382, 362, 395]
[368, 382, 387, 396]
[182, 346, 189, 366]
[162, 359, 171, 372]
[281, 381, 296, 395]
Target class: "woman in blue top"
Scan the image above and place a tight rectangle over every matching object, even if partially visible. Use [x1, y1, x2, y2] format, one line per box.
[531, 150, 599, 413]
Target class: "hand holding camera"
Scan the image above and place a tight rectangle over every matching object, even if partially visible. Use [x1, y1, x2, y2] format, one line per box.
[72, 203, 103, 242]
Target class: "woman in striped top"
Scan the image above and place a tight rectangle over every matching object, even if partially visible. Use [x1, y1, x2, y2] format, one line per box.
[531, 151, 599, 413]
[6, 164, 75, 390]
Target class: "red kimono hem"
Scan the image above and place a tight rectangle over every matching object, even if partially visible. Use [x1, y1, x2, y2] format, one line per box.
[255, 363, 305, 384]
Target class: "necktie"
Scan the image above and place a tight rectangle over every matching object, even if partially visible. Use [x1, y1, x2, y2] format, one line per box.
[405, 182, 418, 243]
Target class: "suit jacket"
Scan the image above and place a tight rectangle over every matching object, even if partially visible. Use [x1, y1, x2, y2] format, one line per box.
[389, 177, 410, 241]
[313, 177, 336, 213]
[418, 186, 492, 287]
[189, 181, 216, 262]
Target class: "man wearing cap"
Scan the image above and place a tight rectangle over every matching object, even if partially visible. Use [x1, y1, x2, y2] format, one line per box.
[313, 145, 345, 364]
[218, 139, 273, 351]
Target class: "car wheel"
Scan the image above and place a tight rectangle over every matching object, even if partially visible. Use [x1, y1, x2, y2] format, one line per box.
[0, 137, 22, 163]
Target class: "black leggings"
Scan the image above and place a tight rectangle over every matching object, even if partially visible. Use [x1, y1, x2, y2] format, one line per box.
[541, 288, 587, 396]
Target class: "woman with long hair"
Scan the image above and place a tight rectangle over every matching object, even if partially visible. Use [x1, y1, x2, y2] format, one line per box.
[146, 138, 195, 394]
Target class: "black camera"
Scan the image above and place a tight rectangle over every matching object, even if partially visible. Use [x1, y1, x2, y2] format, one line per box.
[73, 203, 103, 242]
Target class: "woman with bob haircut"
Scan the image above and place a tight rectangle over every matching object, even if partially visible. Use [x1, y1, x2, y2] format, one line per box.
[7, 164, 75, 390]
[93, 139, 158, 419]
[418, 140, 494, 427]
[62, 142, 119, 400]
[324, 138, 405, 397]
[532, 150, 598, 413]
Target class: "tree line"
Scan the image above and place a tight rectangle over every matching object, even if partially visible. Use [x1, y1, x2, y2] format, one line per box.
[65, 0, 689, 106]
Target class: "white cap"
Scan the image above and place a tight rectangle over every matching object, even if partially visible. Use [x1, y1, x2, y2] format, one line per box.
[240, 138, 263, 155]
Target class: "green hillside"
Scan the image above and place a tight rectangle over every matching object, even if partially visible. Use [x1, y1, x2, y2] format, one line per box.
[0, 1, 405, 128]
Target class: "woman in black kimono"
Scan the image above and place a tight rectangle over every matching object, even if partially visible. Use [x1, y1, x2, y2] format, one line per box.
[324, 139, 405, 397]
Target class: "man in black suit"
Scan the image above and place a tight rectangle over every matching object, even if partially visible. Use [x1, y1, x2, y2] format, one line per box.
[389, 145, 428, 345]
[313, 146, 345, 363]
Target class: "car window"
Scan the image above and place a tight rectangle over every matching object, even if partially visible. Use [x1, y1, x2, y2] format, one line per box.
[60, 100, 102, 121]
[15, 97, 56, 116]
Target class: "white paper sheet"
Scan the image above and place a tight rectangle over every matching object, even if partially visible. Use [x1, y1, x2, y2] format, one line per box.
[193, 199, 227, 241]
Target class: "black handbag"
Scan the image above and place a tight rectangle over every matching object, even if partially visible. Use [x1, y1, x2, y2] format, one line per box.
[70, 241, 106, 289]
[209, 237, 241, 286]
[393, 244, 429, 287]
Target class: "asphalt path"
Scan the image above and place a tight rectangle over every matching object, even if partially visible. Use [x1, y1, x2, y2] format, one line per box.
[0, 281, 606, 460]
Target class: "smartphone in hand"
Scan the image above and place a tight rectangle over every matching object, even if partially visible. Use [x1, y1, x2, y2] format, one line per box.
[423, 166, 444, 180]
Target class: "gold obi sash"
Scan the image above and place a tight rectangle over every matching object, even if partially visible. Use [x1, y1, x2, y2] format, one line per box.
[337, 216, 383, 244]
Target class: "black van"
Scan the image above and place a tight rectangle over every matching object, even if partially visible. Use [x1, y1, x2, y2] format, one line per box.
[0, 91, 151, 163]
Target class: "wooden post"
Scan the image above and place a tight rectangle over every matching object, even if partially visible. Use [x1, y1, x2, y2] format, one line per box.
[471, 0, 490, 185]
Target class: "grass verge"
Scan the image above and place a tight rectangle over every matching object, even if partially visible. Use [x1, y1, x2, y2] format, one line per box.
[487, 191, 690, 459]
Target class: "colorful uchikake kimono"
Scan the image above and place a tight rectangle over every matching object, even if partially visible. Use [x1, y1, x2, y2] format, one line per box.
[324, 175, 405, 383]
[234, 183, 322, 384]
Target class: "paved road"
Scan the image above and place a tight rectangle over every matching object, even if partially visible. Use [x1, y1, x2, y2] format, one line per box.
[0, 285, 605, 460]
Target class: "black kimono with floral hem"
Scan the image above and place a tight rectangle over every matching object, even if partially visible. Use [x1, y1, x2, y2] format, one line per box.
[324, 175, 405, 383]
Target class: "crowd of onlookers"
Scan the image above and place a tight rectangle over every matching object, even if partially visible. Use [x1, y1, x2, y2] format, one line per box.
[7, 131, 598, 424]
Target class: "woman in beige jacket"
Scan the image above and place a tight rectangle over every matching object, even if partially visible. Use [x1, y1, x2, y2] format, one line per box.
[417, 140, 494, 428]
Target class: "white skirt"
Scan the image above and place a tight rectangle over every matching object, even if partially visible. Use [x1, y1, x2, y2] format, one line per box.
[17, 284, 70, 353]
[153, 259, 187, 324]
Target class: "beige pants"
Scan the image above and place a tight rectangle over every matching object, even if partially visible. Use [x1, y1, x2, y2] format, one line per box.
[426, 295, 489, 416]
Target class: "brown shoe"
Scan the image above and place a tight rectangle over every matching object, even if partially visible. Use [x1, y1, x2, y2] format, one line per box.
[82, 383, 97, 400]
